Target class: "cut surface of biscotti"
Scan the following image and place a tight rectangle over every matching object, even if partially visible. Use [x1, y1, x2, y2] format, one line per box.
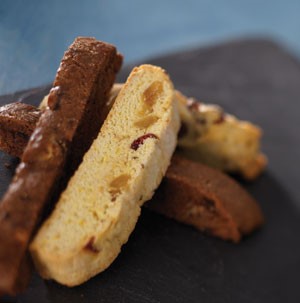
[148, 154, 264, 242]
[0, 37, 122, 296]
[176, 91, 267, 180]
[0, 102, 40, 157]
[30, 64, 180, 286]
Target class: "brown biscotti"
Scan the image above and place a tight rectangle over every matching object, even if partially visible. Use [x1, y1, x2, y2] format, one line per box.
[148, 154, 264, 242]
[0, 37, 122, 295]
[0, 102, 40, 157]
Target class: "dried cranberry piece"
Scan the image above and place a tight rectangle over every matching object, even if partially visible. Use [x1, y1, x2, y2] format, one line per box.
[213, 111, 225, 124]
[187, 98, 201, 111]
[130, 133, 158, 151]
[84, 237, 100, 253]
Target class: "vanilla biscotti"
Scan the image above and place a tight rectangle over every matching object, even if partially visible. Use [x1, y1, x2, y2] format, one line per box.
[30, 64, 180, 286]
[176, 91, 267, 180]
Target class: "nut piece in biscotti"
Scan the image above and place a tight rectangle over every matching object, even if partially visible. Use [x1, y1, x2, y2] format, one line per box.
[30, 64, 180, 286]
[148, 154, 264, 242]
[0, 102, 40, 157]
[0, 37, 122, 296]
[176, 91, 267, 180]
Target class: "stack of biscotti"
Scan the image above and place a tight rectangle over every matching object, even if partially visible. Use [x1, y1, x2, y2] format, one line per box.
[0, 39, 265, 294]
[1, 86, 267, 181]
[0, 37, 122, 295]
[0, 87, 265, 244]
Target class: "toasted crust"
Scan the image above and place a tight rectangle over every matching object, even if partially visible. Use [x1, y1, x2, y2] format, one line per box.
[30, 64, 180, 286]
[0, 37, 122, 295]
[148, 154, 264, 242]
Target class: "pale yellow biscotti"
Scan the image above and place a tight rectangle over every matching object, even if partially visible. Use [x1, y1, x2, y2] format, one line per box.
[30, 64, 180, 286]
[176, 91, 267, 180]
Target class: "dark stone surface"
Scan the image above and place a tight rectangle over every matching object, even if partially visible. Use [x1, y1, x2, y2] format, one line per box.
[1, 38, 300, 302]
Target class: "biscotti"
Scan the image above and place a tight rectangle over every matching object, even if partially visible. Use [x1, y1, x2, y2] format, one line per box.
[0, 37, 122, 295]
[29, 64, 180, 286]
[176, 91, 267, 180]
[0, 102, 40, 157]
[148, 154, 264, 242]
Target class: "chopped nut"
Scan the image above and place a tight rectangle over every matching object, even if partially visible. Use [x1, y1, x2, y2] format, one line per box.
[47, 86, 62, 110]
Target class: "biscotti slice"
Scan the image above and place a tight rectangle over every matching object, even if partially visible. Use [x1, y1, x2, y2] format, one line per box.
[0, 37, 122, 295]
[0, 102, 40, 157]
[148, 154, 264, 242]
[30, 64, 180, 286]
[176, 91, 267, 180]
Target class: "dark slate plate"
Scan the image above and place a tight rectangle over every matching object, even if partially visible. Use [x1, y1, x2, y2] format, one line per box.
[1, 38, 300, 303]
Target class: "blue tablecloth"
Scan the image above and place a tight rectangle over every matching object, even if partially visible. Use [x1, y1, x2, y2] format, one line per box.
[0, 0, 300, 95]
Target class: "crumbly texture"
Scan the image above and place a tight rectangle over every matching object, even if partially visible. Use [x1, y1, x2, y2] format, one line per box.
[30, 64, 180, 286]
[0, 37, 122, 295]
[0, 102, 40, 157]
[148, 154, 264, 242]
[176, 91, 267, 180]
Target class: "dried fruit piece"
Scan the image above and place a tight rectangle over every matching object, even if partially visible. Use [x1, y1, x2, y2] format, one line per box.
[134, 115, 159, 128]
[109, 174, 131, 201]
[109, 174, 131, 189]
[84, 237, 100, 253]
[130, 133, 158, 151]
[143, 81, 163, 106]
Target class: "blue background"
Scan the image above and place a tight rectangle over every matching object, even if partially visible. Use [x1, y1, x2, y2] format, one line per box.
[0, 0, 300, 95]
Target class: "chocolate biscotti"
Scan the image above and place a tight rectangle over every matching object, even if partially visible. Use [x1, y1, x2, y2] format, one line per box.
[0, 37, 122, 295]
[0, 102, 40, 157]
[148, 154, 264, 242]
